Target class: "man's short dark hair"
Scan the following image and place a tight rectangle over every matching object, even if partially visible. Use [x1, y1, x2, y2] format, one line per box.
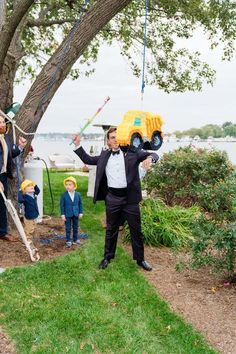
[107, 127, 117, 140]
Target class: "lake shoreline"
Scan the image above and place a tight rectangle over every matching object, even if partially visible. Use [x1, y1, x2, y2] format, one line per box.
[32, 137, 236, 166]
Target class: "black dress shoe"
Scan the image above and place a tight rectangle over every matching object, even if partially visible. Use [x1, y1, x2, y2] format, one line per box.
[98, 259, 110, 269]
[137, 260, 152, 271]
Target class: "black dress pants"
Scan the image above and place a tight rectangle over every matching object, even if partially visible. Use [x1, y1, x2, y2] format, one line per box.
[104, 192, 144, 261]
[0, 173, 8, 237]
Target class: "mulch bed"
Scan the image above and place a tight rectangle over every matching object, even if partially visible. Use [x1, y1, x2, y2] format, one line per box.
[123, 243, 236, 354]
[0, 217, 236, 354]
[0, 217, 87, 268]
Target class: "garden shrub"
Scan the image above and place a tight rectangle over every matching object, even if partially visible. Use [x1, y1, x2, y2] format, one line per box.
[190, 215, 236, 279]
[144, 146, 236, 277]
[144, 146, 236, 219]
[194, 178, 236, 221]
[123, 198, 199, 248]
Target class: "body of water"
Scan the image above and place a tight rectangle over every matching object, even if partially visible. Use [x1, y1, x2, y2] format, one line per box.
[31, 137, 236, 167]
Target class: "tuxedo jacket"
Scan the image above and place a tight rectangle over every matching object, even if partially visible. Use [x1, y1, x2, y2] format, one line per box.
[0, 134, 21, 178]
[74, 147, 159, 204]
[60, 191, 83, 217]
[18, 185, 40, 220]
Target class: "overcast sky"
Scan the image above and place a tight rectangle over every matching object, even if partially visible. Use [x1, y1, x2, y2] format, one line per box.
[14, 34, 236, 134]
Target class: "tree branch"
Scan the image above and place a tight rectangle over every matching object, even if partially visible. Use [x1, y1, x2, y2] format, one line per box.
[27, 18, 76, 27]
[0, 0, 35, 74]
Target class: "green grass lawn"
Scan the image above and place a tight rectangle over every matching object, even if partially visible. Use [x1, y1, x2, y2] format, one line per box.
[0, 172, 217, 354]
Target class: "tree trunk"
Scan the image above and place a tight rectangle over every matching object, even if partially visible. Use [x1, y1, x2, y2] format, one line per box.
[15, 0, 132, 153]
[0, 54, 18, 110]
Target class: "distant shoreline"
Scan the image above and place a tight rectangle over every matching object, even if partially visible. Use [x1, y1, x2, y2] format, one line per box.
[34, 135, 236, 143]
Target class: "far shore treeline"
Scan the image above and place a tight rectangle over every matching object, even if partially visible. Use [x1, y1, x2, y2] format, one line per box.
[35, 121, 236, 141]
[173, 122, 236, 139]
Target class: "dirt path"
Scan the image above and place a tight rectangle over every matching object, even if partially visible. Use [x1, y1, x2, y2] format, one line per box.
[124, 244, 236, 354]
[0, 328, 16, 354]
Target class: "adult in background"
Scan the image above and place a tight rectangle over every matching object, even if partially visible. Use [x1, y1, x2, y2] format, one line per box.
[73, 127, 158, 271]
[0, 114, 27, 242]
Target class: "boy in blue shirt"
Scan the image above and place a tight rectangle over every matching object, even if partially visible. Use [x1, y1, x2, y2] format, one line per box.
[60, 176, 83, 247]
[18, 179, 40, 252]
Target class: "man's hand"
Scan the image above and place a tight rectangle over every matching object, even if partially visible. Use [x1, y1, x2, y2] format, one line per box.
[73, 134, 80, 146]
[79, 213, 83, 219]
[0, 181, 4, 191]
[61, 215, 66, 222]
[142, 157, 152, 170]
[18, 136, 27, 148]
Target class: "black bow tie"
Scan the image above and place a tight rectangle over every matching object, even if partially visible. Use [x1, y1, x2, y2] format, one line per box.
[111, 150, 120, 155]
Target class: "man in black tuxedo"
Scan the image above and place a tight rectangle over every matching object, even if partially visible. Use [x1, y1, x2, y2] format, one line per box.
[0, 114, 27, 242]
[73, 127, 158, 271]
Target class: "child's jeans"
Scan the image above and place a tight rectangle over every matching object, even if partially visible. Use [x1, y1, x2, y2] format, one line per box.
[65, 216, 79, 242]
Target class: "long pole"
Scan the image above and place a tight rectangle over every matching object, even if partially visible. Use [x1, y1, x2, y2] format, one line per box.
[0, 185, 40, 262]
[70, 96, 111, 145]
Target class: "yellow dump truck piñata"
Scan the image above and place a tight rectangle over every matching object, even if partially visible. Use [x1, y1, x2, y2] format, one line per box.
[116, 110, 164, 151]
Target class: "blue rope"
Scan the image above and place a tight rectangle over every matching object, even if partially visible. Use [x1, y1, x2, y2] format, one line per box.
[36, 0, 91, 117]
[141, 0, 149, 101]
[38, 232, 88, 244]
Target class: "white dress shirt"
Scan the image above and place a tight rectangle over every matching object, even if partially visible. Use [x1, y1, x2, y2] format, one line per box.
[0, 135, 8, 174]
[68, 191, 75, 202]
[105, 151, 127, 188]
